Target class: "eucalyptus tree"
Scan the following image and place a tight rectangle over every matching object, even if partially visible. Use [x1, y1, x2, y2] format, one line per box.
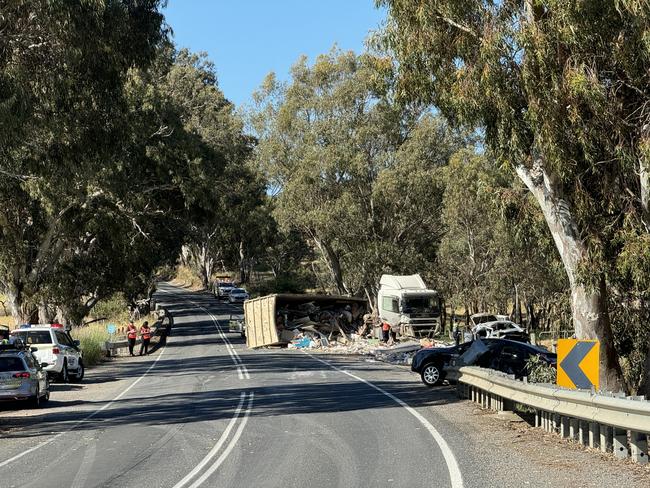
[379, 0, 650, 390]
[251, 49, 469, 301]
[0, 1, 169, 322]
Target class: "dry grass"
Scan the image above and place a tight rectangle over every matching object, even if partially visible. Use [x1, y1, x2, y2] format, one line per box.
[171, 264, 205, 290]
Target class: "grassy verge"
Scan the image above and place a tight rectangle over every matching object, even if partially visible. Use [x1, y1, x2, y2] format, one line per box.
[71, 323, 110, 367]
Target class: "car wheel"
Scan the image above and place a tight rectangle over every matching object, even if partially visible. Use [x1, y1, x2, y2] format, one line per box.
[421, 363, 442, 387]
[30, 386, 41, 408]
[71, 360, 84, 383]
[60, 361, 69, 383]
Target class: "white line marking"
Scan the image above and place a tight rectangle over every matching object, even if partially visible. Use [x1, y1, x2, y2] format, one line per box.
[0, 345, 167, 468]
[304, 352, 464, 488]
[159, 287, 249, 380]
[171, 393, 247, 488]
[186, 392, 254, 488]
[70, 440, 96, 488]
[160, 285, 254, 487]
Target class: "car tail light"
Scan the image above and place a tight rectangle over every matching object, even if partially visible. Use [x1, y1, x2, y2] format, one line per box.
[52, 347, 60, 354]
[12, 372, 30, 379]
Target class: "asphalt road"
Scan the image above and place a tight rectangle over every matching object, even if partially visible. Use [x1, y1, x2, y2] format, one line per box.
[0, 284, 646, 488]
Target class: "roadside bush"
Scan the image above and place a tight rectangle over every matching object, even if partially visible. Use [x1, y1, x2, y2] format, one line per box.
[92, 294, 130, 324]
[525, 354, 557, 384]
[71, 324, 110, 367]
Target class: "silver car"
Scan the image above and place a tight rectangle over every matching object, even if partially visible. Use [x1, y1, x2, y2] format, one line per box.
[228, 288, 250, 303]
[0, 344, 50, 407]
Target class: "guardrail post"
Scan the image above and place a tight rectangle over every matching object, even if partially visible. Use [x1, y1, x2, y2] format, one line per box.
[578, 421, 588, 445]
[599, 425, 612, 453]
[629, 432, 648, 464]
[535, 411, 541, 428]
[560, 416, 570, 438]
[588, 422, 599, 449]
[569, 418, 579, 441]
[552, 414, 560, 433]
[612, 428, 629, 459]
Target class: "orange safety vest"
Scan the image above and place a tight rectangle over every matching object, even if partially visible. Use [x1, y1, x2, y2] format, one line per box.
[141, 328, 151, 340]
[382, 322, 391, 331]
[127, 327, 137, 339]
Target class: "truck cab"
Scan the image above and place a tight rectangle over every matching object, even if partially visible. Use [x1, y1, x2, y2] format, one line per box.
[378, 274, 442, 338]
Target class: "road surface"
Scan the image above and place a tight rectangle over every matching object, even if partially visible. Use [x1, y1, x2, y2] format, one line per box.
[0, 284, 646, 488]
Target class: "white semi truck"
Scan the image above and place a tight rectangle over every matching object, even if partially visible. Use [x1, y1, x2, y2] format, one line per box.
[378, 274, 442, 338]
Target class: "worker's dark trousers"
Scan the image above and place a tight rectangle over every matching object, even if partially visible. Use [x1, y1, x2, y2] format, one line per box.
[382, 329, 390, 342]
[139, 338, 150, 355]
[128, 338, 136, 356]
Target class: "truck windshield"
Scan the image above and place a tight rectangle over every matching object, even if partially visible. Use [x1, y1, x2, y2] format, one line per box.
[402, 296, 439, 314]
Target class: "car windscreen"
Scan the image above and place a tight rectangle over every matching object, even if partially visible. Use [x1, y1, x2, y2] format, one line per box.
[0, 357, 25, 372]
[12, 330, 52, 345]
[402, 296, 439, 314]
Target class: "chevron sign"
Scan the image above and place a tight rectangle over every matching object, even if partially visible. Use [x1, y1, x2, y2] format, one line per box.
[557, 339, 600, 390]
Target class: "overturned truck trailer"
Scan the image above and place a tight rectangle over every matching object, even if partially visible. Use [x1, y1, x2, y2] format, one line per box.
[244, 294, 368, 348]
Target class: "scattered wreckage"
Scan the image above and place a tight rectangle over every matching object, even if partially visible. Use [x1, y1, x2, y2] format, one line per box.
[243, 294, 370, 348]
[468, 313, 529, 342]
[243, 293, 448, 364]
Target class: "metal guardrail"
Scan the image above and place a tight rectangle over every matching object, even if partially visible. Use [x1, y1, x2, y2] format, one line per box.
[103, 308, 172, 355]
[456, 366, 650, 464]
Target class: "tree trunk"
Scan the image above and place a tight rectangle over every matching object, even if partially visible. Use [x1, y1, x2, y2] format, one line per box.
[514, 283, 521, 324]
[5, 283, 37, 324]
[38, 300, 54, 324]
[313, 237, 349, 295]
[640, 135, 649, 230]
[238, 240, 248, 284]
[517, 163, 626, 392]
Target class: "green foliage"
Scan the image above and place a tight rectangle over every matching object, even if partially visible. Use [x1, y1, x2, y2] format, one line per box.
[251, 48, 473, 300]
[525, 354, 557, 384]
[92, 294, 130, 324]
[380, 0, 650, 391]
[71, 325, 110, 367]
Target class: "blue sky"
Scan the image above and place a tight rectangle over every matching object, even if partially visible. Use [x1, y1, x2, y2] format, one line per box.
[163, 1, 386, 108]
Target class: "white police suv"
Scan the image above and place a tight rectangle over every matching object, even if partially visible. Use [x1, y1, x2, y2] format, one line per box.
[10, 324, 84, 382]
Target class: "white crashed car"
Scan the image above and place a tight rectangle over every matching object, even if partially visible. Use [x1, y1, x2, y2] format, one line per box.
[472, 320, 528, 341]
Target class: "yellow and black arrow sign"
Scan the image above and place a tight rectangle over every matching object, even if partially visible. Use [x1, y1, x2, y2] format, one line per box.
[557, 339, 599, 390]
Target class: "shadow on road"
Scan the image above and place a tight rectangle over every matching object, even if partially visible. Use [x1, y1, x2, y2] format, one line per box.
[0, 285, 458, 438]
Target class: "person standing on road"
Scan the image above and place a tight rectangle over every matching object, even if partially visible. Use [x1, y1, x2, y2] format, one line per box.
[127, 322, 137, 356]
[139, 321, 152, 356]
[453, 325, 460, 347]
[382, 321, 390, 343]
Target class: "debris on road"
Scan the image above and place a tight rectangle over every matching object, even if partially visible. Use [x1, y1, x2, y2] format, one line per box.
[244, 293, 369, 348]
[245, 293, 453, 364]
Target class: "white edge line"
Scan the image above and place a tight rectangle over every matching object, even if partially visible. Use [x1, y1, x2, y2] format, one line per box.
[172, 392, 247, 488]
[187, 392, 254, 488]
[0, 344, 167, 468]
[304, 352, 464, 488]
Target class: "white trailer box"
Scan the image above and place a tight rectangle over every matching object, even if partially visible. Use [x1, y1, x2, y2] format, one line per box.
[378, 274, 442, 338]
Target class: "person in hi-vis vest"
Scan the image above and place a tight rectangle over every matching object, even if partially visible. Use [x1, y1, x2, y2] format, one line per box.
[126, 322, 137, 356]
[139, 321, 152, 356]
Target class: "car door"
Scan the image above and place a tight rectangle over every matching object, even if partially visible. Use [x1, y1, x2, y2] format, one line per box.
[54, 330, 79, 370]
[498, 344, 530, 377]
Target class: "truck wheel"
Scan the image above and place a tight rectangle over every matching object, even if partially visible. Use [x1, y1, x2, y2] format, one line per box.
[421, 363, 442, 387]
